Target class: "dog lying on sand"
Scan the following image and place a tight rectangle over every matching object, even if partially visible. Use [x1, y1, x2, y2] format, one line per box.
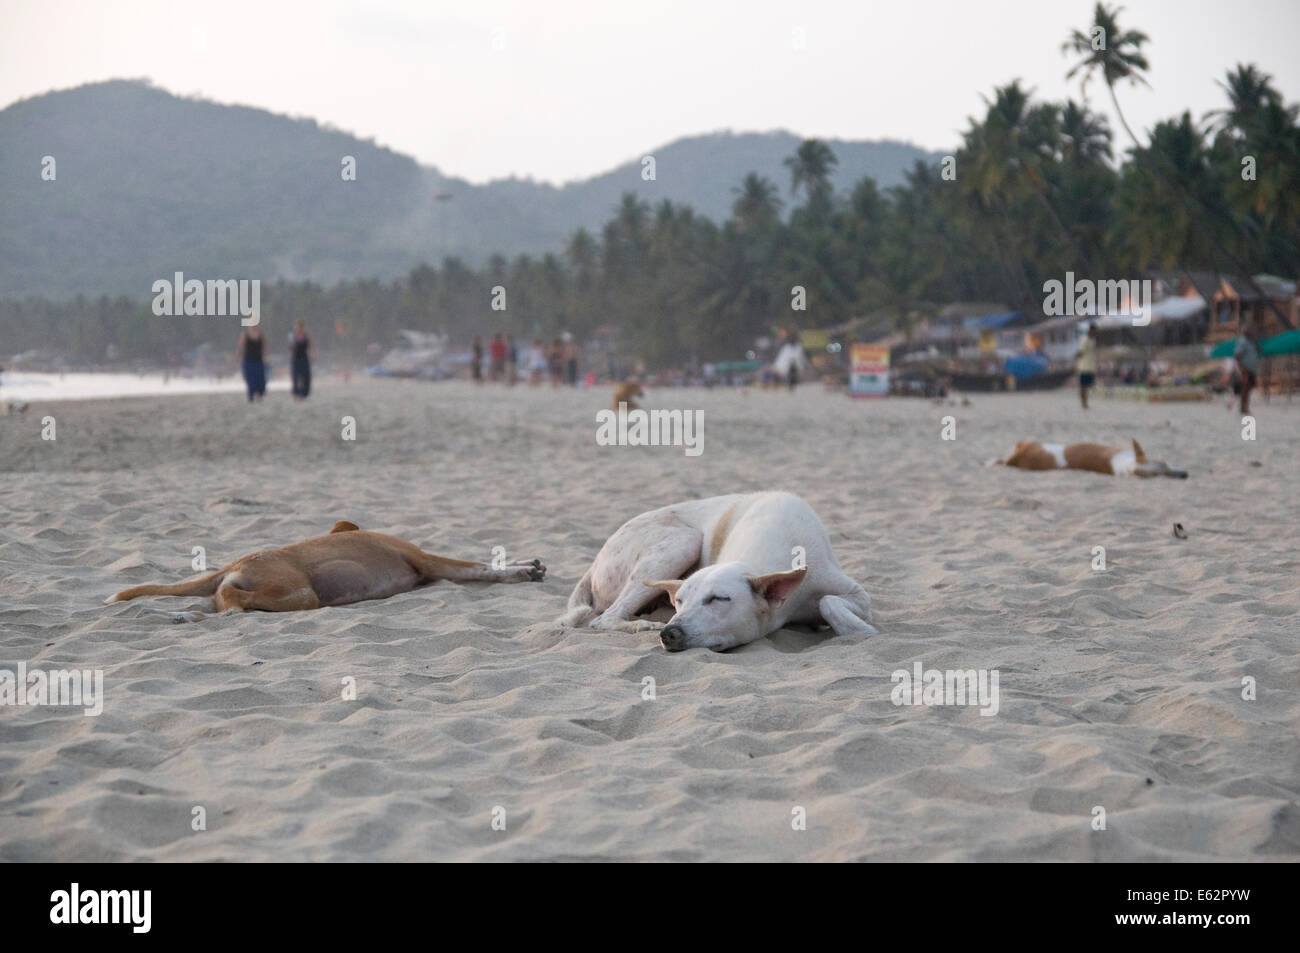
[107, 521, 545, 621]
[999, 439, 1187, 478]
[559, 491, 874, 651]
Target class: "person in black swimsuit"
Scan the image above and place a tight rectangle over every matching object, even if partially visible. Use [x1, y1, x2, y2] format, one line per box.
[290, 319, 314, 400]
[471, 336, 484, 384]
[237, 326, 267, 402]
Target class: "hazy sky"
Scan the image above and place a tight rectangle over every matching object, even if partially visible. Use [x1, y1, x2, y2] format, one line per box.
[3, 0, 1297, 185]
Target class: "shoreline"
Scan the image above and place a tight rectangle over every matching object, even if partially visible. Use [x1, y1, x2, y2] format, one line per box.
[0, 370, 297, 403]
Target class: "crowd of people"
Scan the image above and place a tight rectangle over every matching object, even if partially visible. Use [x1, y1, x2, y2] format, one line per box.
[227, 319, 826, 401]
[469, 332, 583, 386]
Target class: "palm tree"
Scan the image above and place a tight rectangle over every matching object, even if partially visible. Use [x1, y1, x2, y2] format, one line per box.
[782, 139, 838, 204]
[859, 249, 930, 338]
[1217, 91, 1300, 274]
[1206, 64, 1283, 135]
[614, 193, 650, 244]
[1066, 10, 1294, 327]
[1063, 3, 1151, 146]
[566, 228, 597, 279]
[1115, 113, 1222, 269]
[1123, 111, 1295, 327]
[1057, 100, 1117, 271]
[1059, 100, 1112, 166]
[961, 81, 1098, 284]
[731, 173, 783, 229]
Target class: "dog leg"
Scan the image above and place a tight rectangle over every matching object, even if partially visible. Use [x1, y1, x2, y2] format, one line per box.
[417, 553, 546, 584]
[558, 566, 598, 627]
[591, 613, 666, 633]
[589, 529, 702, 632]
[818, 590, 877, 637]
[214, 579, 321, 613]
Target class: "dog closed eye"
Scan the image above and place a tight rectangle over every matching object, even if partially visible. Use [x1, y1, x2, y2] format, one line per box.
[704, 595, 730, 604]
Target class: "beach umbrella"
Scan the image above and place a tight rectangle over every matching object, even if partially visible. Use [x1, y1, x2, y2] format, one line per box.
[1212, 330, 1300, 359]
[1208, 337, 1238, 359]
[1261, 329, 1300, 356]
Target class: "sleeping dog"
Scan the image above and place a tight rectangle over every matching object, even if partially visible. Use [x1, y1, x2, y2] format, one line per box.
[559, 492, 875, 651]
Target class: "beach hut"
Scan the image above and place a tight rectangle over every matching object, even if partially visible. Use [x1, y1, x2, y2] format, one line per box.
[1201, 274, 1297, 345]
[1093, 292, 1209, 349]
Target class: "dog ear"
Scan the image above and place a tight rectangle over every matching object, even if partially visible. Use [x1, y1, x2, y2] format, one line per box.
[330, 520, 360, 534]
[1131, 439, 1147, 463]
[642, 579, 683, 603]
[746, 567, 807, 608]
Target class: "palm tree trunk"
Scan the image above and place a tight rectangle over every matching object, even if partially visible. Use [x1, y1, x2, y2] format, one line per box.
[1108, 83, 1141, 148]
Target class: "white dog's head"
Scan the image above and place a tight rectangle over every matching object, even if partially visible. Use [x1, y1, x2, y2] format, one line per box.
[643, 563, 807, 652]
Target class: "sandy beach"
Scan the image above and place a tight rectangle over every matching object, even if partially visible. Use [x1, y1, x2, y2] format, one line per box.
[0, 379, 1296, 861]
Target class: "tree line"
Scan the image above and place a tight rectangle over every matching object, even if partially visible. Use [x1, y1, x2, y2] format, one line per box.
[2, 4, 1296, 369]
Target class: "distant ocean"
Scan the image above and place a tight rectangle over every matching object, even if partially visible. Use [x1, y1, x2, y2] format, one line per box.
[0, 371, 290, 403]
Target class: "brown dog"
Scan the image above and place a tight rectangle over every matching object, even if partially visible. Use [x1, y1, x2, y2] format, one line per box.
[106, 521, 545, 621]
[612, 379, 645, 412]
[1000, 439, 1187, 478]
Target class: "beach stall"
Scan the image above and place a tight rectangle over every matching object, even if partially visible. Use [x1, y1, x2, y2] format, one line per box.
[1212, 328, 1300, 394]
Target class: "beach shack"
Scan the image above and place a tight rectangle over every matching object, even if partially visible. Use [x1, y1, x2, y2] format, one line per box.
[1190, 273, 1297, 344]
[1023, 314, 1088, 365]
[1091, 277, 1209, 352]
[1200, 275, 1300, 394]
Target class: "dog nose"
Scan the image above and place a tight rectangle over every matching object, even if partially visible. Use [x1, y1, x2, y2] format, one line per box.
[660, 624, 687, 652]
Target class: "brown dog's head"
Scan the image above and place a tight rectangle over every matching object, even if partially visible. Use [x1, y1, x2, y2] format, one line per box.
[1131, 440, 1188, 479]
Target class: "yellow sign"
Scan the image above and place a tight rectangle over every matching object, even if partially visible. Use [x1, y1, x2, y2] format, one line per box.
[979, 329, 996, 352]
[800, 330, 829, 350]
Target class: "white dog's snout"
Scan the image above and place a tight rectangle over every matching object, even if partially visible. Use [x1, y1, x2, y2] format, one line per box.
[660, 622, 688, 651]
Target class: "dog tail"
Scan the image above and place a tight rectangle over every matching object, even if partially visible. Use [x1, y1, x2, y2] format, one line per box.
[557, 566, 598, 628]
[105, 569, 227, 605]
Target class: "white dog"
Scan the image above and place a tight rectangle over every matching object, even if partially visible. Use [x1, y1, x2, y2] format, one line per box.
[559, 491, 875, 651]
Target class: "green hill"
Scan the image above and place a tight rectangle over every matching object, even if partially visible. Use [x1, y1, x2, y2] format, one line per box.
[0, 80, 939, 297]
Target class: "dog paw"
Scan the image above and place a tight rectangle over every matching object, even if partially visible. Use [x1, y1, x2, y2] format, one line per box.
[511, 559, 546, 582]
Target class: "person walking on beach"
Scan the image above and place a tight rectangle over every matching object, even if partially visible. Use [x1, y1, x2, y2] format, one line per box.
[1076, 322, 1099, 409]
[237, 325, 267, 402]
[490, 332, 507, 382]
[289, 319, 314, 400]
[1235, 321, 1261, 416]
[549, 338, 564, 387]
[506, 335, 518, 386]
[527, 338, 547, 385]
[562, 333, 579, 386]
[471, 336, 484, 384]
[774, 328, 805, 391]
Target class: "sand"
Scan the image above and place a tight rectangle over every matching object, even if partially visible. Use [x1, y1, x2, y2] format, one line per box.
[0, 379, 1297, 861]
